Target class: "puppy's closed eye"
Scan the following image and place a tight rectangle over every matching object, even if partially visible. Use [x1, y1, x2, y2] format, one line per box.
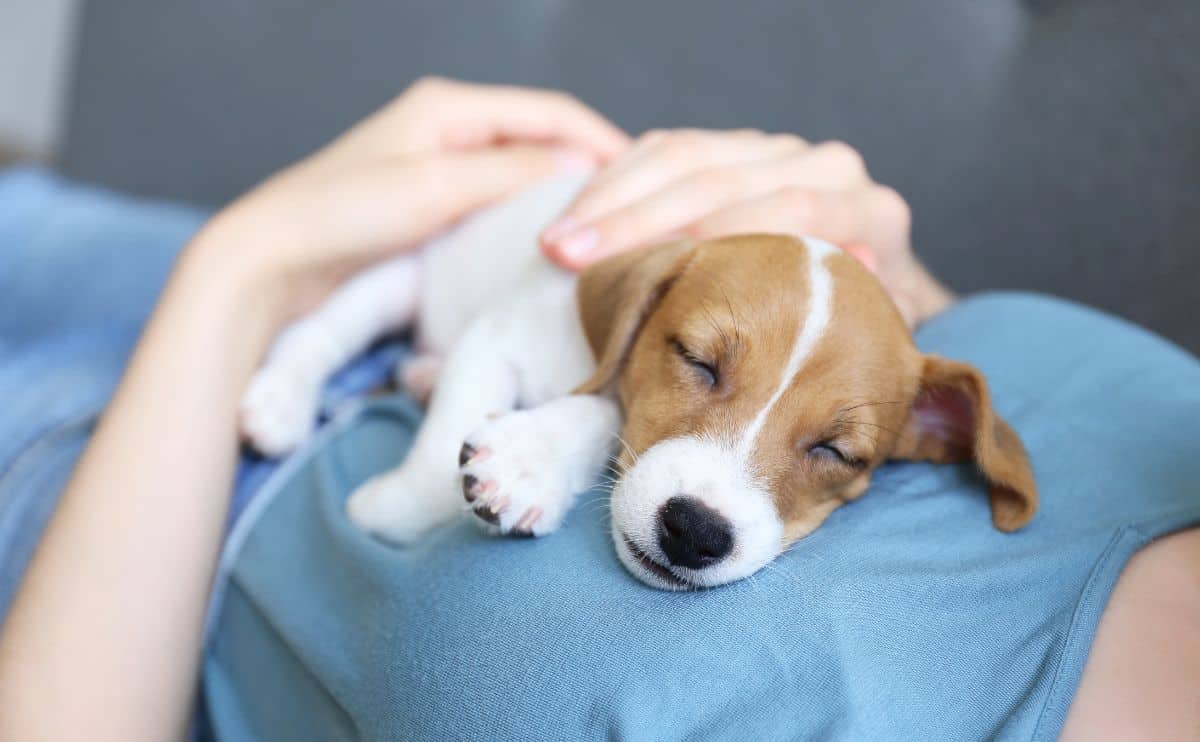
[669, 337, 719, 388]
[806, 441, 867, 470]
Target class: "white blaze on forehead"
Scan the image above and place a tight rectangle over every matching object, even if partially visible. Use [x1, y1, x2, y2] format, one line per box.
[735, 237, 838, 459]
[610, 238, 839, 590]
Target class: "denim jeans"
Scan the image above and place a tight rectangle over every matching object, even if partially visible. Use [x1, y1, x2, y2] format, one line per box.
[0, 167, 401, 621]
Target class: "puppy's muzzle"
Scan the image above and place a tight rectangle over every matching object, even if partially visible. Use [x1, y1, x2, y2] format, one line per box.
[657, 496, 734, 569]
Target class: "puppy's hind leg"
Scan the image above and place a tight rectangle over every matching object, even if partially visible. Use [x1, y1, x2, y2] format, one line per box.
[346, 319, 521, 544]
[241, 255, 422, 456]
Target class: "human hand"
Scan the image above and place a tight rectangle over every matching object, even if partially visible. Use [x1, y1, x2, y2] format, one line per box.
[0, 80, 628, 741]
[539, 129, 952, 326]
[185, 77, 629, 327]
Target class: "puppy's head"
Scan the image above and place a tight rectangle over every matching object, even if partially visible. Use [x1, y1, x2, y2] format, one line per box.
[576, 235, 1036, 590]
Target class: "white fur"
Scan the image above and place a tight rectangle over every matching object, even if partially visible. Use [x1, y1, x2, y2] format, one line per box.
[611, 435, 784, 590]
[240, 172, 837, 590]
[244, 173, 609, 543]
[241, 256, 422, 455]
[737, 238, 837, 457]
[459, 395, 620, 535]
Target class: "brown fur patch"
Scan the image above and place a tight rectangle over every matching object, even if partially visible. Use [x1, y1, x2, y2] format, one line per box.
[576, 234, 1037, 541]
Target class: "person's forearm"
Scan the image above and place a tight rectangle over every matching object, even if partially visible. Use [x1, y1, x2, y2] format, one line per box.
[0, 77, 625, 741]
[0, 240, 279, 741]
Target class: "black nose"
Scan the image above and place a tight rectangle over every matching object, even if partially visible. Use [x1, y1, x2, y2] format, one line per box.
[657, 496, 734, 569]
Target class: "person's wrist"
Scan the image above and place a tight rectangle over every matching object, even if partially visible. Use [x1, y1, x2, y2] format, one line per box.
[128, 233, 287, 391]
[174, 214, 296, 338]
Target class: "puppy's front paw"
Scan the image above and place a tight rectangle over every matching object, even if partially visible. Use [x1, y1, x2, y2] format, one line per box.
[239, 364, 322, 457]
[459, 411, 588, 537]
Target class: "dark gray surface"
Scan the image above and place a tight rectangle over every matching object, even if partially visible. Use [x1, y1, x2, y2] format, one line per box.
[62, 1, 1199, 352]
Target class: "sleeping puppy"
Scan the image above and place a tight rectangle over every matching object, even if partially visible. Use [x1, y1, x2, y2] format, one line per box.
[240, 174, 1036, 590]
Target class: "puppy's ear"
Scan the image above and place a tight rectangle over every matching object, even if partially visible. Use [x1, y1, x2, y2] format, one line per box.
[892, 356, 1037, 531]
[574, 240, 696, 394]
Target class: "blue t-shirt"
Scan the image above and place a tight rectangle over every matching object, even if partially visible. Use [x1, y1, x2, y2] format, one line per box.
[204, 293, 1200, 741]
[3, 168, 1198, 741]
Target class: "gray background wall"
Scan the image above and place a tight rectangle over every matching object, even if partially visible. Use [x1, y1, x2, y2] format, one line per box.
[21, 1, 1200, 351]
[0, 0, 80, 159]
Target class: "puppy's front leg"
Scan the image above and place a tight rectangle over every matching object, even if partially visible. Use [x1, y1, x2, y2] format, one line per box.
[346, 320, 522, 544]
[459, 394, 620, 536]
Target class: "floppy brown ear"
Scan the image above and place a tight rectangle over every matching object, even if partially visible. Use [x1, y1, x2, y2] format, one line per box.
[573, 240, 697, 394]
[892, 355, 1037, 531]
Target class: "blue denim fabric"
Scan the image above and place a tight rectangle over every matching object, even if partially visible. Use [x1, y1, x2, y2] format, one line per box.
[0, 167, 402, 620]
[205, 293, 1200, 742]
[0, 167, 207, 618]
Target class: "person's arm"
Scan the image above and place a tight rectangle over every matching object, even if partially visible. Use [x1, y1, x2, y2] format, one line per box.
[0, 77, 627, 742]
[0, 243, 280, 740]
[539, 130, 953, 326]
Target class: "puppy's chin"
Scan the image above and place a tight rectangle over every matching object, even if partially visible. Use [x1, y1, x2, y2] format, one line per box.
[608, 436, 786, 591]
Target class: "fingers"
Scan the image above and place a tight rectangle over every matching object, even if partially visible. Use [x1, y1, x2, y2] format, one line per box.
[541, 137, 878, 268]
[686, 188, 857, 242]
[689, 185, 908, 251]
[453, 82, 630, 160]
[554, 130, 806, 229]
[541, 181, 906, 273]
[245, 142, 591, 284]
[379, 77, 630, 161]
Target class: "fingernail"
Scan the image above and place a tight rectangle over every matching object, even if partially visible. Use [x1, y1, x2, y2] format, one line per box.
[843, 243, 878, 273]
[541, 217, 579, 244]
[554, 148, 596, 175]
[556, 226, 599, 262]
